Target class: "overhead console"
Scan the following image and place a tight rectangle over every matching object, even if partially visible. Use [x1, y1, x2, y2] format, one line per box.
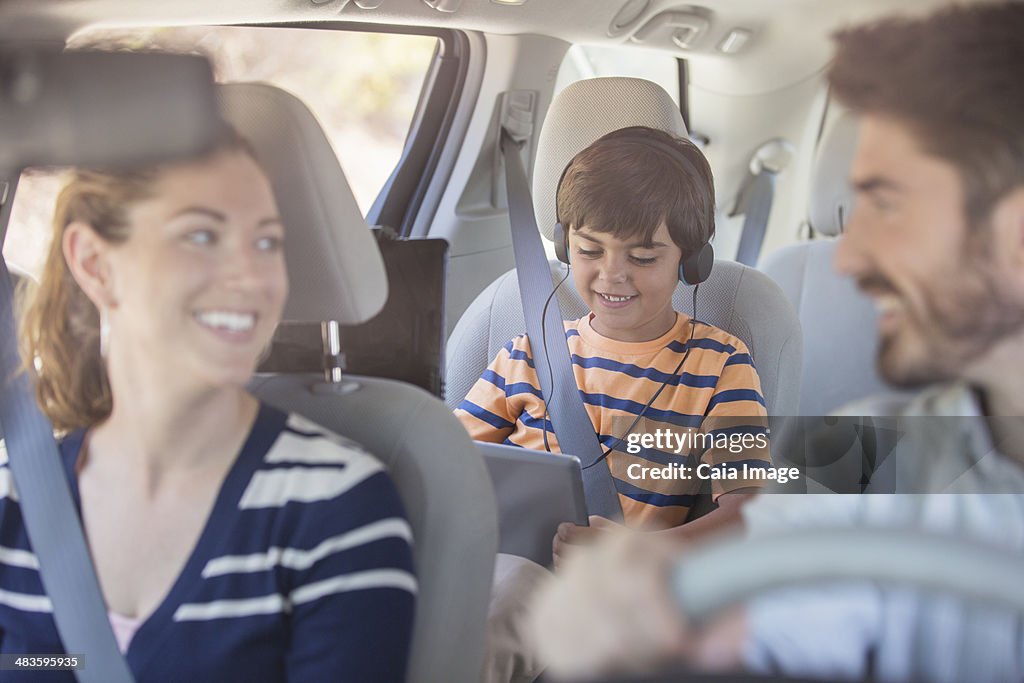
[610, 1, 753, 55]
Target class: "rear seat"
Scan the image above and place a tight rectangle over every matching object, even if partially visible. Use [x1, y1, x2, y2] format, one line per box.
[761, 110, 899, 415]
[216, 82, 498, 683]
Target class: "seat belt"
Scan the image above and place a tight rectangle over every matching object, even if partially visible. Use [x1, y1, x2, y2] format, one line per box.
[732, 170, 775, 266]
[732, 139, 793, 266]
[0, 255, 135, 683]
[499, 127, 623, 521]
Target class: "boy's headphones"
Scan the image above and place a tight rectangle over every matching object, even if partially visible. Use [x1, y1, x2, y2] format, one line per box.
[551, 127, 714, 286]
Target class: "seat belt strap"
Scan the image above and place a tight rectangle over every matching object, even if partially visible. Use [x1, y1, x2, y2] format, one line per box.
[0, 255, 136, 683]
[499, 127, 622, 521]
[732, 169, 776, 267]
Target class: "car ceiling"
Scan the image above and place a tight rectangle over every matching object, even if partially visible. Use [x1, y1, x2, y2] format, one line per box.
[1, 0, 974, 93]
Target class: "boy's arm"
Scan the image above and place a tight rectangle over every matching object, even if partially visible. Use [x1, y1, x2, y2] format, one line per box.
[652, 487, 758, 545]
[553, 488, 757, 567]
[453, 338, 523, 443]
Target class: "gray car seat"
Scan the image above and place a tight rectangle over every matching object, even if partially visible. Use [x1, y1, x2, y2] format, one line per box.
[760, 110, 897, 415]
[446, 77, 802, 416]
[217, 83, 498, 683]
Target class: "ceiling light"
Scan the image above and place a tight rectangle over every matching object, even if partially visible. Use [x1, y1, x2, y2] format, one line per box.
[718, 28, 752, 54]
[492, 0, 528, 5]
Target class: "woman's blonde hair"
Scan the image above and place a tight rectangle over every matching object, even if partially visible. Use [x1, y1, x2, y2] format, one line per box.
[19, 130, 259, 432]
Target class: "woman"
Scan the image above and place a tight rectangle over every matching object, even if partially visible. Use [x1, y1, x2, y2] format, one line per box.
[2, 131, 416, 681]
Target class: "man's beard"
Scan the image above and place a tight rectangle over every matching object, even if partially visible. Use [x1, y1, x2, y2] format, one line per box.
[870, 245, 1024, 388]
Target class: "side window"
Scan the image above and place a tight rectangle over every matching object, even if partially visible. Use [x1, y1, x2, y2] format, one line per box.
[554, 44, 679, 103]
[5, 26, 438, 280]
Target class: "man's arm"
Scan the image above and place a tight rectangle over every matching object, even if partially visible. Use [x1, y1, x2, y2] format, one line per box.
[534, 495, 888, 680]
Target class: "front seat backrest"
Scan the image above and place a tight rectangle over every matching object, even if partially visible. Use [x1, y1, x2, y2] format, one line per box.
[760, 110, 896, 415]
[218, 83, 497, 683]
[447, 77, 802, 416]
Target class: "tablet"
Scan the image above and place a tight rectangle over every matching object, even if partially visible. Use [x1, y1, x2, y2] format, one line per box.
[478, 442, 589, 567]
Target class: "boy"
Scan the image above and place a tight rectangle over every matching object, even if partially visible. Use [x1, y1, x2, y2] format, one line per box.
[456, 126, 771, 550]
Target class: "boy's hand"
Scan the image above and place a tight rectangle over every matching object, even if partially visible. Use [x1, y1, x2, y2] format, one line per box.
[552, 515, 624, 570]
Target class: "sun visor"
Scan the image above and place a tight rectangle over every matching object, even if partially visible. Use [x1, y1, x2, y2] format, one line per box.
[0, 48, 220, 173]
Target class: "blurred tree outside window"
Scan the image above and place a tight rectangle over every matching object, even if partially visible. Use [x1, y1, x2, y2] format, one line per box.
[5, 26, 438, 279]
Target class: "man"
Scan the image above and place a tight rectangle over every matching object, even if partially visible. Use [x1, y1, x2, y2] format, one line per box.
[527, 3, 1024, 681]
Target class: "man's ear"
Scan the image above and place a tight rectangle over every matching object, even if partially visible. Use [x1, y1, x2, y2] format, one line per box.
[999, 185, 1024, 260]
[62, 222, 118, 310]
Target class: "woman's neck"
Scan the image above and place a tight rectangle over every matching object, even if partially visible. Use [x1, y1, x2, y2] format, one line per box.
[86, 384, 258, 495]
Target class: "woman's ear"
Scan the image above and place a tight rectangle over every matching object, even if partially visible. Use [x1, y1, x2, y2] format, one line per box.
[62, 222, 118, 310]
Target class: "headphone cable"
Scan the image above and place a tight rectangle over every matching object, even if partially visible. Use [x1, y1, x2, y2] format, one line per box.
[582, 284, 700, 471]
[540, 265, 573, 453]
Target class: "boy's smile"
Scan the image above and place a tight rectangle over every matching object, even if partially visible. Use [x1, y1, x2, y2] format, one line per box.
[569, 222, 683, 342]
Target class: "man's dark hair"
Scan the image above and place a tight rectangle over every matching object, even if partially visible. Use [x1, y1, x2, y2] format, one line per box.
[828, 2, 1024, 227]
[555, 127, 715, 257]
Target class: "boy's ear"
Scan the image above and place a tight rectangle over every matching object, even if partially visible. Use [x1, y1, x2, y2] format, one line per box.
[554, 222, 571, 265]
[988, 186, 1024, 299]
[62, 222, 119, 310]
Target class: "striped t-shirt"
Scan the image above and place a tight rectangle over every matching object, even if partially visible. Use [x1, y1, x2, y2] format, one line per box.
[0, 403, 416, 682]
[456, 313, 771, 529]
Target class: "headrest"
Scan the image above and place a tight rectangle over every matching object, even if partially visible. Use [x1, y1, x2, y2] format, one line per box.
[216, 83, 387, 325]
[532, 77, 688, 241]
[808, 110, 860, 237]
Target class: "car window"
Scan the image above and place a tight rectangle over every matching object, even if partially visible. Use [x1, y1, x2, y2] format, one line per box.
[4, 25, 438, 279]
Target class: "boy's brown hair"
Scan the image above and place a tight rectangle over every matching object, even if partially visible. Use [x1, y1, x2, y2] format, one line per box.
[555, 126, 715, 258]
[828, 2, 1024, 228]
